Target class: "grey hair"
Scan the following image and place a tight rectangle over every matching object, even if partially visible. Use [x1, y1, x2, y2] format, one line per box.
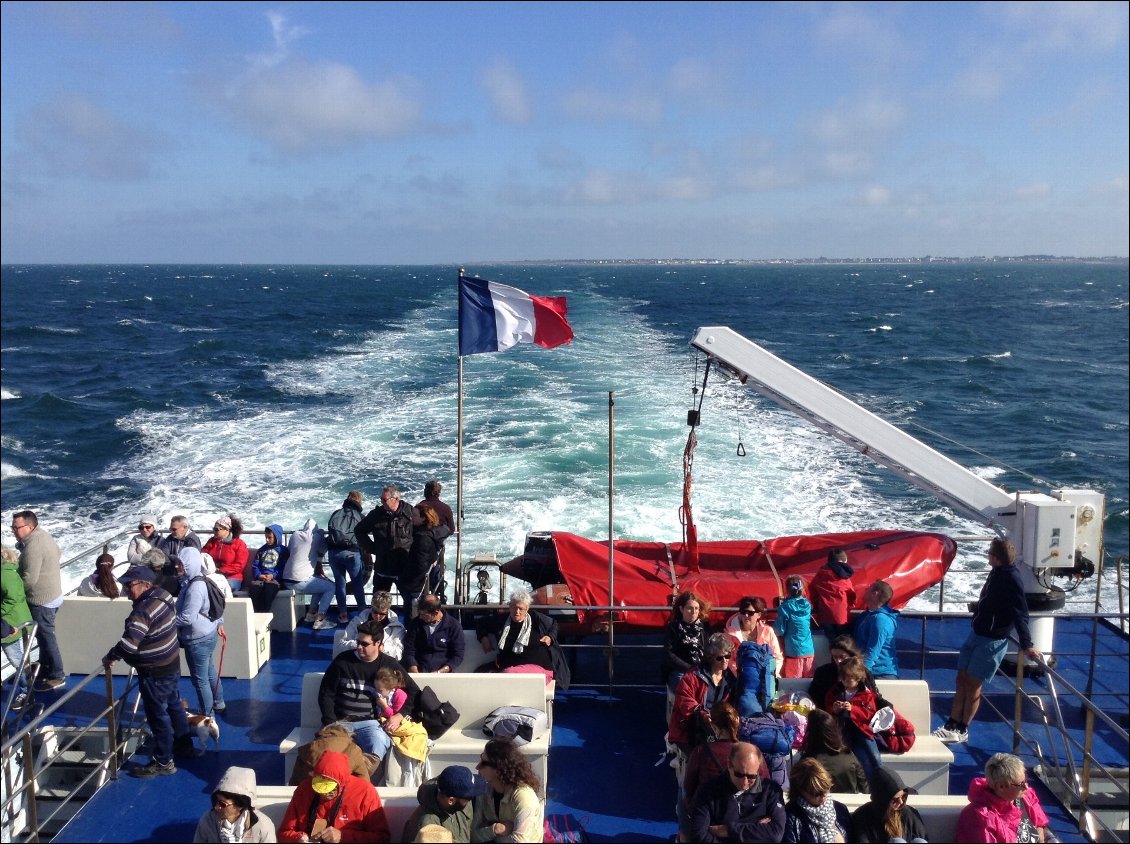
[141, 548, 167, 570]
[371, 591, 394, 612]
[382, 484, 400, 497]
[508, 589, 533, 608]
[704, 632, 734, 657]
[984, 752, 1026, 788]
[1, 545, 18, 565]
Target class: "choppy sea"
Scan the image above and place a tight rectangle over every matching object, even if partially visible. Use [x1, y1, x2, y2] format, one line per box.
[2, 262, 1126, 609]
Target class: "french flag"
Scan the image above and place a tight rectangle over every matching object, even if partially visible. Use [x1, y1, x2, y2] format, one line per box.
[458, 275, 574, 357]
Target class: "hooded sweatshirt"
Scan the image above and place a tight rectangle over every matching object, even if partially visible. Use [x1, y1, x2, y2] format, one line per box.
[854, 603, 900, 678]
[278, 750, 390, 843]
[176, 547, 224, 643]
[253, 524, 289, 581]
[193, 765, 276, 843]
[849, 768, 927, 843]
[809, 560, 856, 628]
[774, 595, 815, 658]
[283, 518, 327, 583]
[956, 775, 1049, 843]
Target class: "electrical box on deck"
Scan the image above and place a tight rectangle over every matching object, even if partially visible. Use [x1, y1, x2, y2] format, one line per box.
[1052, 488, 1106, 562]
[1020, 496, 1078, 569]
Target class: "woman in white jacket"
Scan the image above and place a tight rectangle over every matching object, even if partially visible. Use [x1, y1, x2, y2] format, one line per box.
[282, 518, 336, 630]
[194, 766, 275, 843]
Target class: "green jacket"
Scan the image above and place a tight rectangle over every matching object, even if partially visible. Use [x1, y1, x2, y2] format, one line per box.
[2, 559, 33, 645]
[402, 780, 474, 843]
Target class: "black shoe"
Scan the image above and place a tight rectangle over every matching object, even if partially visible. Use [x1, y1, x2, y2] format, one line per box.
[12, 693, 29, 710]
[33, 677, 65, 692]
[173, 736, 197, 758]
[131, 760, 176, 778]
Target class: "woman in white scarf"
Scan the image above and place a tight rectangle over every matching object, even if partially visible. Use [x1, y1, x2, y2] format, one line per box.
[783, 757, 852, 843]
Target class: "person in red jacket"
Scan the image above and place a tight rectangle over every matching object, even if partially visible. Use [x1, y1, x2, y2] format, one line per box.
[823, 656, 883, 782]
[202, 515, 250, 592]
[278, 750, 390, 843]
[809, 548, 856, 639]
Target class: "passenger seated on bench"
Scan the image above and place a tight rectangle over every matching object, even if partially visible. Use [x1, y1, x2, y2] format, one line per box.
[289, 723, 375, 787]
[126, 516, 160, 566]
[799, 709, 869, 794]
[248, 524, 288, 614]
[278, 750, 391, 843]
[783, 757, 851, 843]
[475, 589, 571, 689]
[402, 594, 464, 673]
[401, 765, 485, 843]
[471, 737, 544, 842]
[956, 752, 1058, 844]
[822, 657, 883, 781]
[680, 701, 764, 840]
[203, 515, 249, 593]
[850, 768, 927, 844]
[194, 765, 276, 843]
[284, 518, 336, 631]
[724, 596, 782, 677]
[669, 633, 739, 757]
[200, 552, 234, 601]
[808, 635, 878, 717]
[337, 592, 406, 661]
[374, 667, 428, 785]
[77, 546, 120, 598]
[318, 620, 420, 764]
[687, 741, 786, 843]
[663, 590, 711, 694]
[853, 581, 900, 679]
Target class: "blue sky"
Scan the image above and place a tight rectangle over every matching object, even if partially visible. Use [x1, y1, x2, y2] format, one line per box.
[1, 1, 1127, 263]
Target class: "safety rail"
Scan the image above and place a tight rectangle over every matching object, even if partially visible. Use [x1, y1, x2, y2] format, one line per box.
[0, 667, 142, 844]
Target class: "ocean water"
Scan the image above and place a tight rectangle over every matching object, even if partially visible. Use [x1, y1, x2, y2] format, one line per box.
[2, 262, 1126, 609]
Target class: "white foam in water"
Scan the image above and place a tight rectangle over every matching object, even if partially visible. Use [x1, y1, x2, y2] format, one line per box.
[17, 287, 1046, 607]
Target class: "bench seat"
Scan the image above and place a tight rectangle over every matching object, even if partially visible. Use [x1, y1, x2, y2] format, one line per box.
[256, 785, 418, 840]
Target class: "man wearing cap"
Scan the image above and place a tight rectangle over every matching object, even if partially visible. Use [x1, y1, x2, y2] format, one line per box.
[402, 765, 484, 843]
[102, 565, 194, 777]
[277, 750, 390, 843]
[318, 619, 420, 764]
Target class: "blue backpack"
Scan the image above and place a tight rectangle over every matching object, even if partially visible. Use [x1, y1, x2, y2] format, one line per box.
[736, 640, 776, 716]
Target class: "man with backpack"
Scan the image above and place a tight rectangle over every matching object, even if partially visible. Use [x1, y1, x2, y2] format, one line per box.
[327, 490, 366, 624]
[355, 484, 419, 601]
[175, 547, 226, 716]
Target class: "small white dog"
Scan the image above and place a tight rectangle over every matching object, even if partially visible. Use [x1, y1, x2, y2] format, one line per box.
[180, 700, 221, 752]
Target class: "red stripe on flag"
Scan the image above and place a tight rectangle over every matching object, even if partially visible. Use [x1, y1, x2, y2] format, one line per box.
[529, 295, 574, 349]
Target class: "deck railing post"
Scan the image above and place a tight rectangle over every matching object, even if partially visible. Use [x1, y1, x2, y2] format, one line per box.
[104, 667, 120, 780]
[21, 731, 39, 843]
[1012, 654, 1025, 755]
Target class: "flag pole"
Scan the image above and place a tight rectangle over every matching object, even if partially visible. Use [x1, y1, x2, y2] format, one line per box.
[456, 268, 465, 608]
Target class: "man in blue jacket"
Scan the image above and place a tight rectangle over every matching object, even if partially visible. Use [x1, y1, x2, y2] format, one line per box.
[402, 594, 465, 673]
[933, 538, 1042, 744]
[689, 742, 786, 842]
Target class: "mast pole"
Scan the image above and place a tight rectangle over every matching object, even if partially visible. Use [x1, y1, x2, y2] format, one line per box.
[607, 390, 616, 693]
[456, 268, 465, 607]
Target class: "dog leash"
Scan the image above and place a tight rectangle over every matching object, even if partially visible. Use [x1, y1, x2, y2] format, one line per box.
[212, 625, 227, 714]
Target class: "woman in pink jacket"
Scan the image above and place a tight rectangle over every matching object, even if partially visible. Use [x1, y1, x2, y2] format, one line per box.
[957, 752, 1058, 843]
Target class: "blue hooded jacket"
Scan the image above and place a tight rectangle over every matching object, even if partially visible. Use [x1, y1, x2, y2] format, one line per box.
[253, 524, 289, 580]
[774, 596, 814, 658]
[176, 546, 222, 643]
[854, 603, 900, 678]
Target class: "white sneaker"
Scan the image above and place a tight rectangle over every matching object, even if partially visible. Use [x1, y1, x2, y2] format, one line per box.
[932, 725, 968, 743]
[312, 617, 336, 630]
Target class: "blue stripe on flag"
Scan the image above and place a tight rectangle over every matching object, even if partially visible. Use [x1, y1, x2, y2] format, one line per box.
[459, 276, 500, 356]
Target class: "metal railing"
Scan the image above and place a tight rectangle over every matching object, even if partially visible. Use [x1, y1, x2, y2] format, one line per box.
[1, 667, 142, 843]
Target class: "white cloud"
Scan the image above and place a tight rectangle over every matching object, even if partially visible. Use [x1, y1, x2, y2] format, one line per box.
[1015, 182, 1052, 200]
[562, 87, 663, 124]
[6, 94, 165, 181]
[226, 59, 423, 153]
[862, 184, 893, 205]
[996, 1, 1128, 53]
[479, 57, 532, 125]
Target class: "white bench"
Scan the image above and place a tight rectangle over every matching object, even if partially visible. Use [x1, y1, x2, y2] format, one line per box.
[233, 587, 305, 633]
[55, 595, 272, 680]
[280, 671, 551, 795]
[256, 785, 418, 840]
[833, 792, 967, 841]
[778, 677, 954, 795]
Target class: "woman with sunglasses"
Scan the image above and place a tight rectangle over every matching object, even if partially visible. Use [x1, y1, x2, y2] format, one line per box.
[193, 765, 276, 843]
[849, 767, 927, 843]
[783, 757, 851, 843]
[202, 515, 249, 592]
[724, 596, 782, 677]
[956, 753, 1057, 843]
[471, 737, 543, 842]
[127, 516, 160, 565]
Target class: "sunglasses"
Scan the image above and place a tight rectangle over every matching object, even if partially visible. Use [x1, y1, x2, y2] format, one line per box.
[730, 769, 759, 780]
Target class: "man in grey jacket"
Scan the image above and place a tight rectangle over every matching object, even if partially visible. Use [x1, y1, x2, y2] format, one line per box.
[12, 510, 65, 691]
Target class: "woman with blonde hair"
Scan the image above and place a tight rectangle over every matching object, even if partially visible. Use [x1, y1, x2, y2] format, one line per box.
[471, 737, 543, 842]
[784, 757, 851, 842]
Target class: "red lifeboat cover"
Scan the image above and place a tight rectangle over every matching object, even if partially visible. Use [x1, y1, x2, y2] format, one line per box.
[548, 529, 957, 630]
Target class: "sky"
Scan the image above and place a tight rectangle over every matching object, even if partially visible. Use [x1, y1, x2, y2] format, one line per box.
[1, 1, 1127, 263]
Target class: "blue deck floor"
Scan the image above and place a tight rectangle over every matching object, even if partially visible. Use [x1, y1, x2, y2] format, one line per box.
[34, 614, 1129, 843]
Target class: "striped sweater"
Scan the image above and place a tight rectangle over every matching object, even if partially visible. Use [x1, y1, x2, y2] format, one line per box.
[106, 586, 181, 674]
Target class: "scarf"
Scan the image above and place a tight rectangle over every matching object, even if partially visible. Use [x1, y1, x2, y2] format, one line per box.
[500, 614, 533, 655]
[218, 811, 248, 843]
[797, 796, 841, 843]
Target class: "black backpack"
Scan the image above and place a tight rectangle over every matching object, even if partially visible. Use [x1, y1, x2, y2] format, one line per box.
[191, 575, 226, 622]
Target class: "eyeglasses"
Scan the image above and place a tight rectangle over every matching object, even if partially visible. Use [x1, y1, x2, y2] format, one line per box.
[11, 522, 31, 533]
[140, 524, 155, 530]
[730, 769, 760, 780]
[1009, 781, 1029, 791]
